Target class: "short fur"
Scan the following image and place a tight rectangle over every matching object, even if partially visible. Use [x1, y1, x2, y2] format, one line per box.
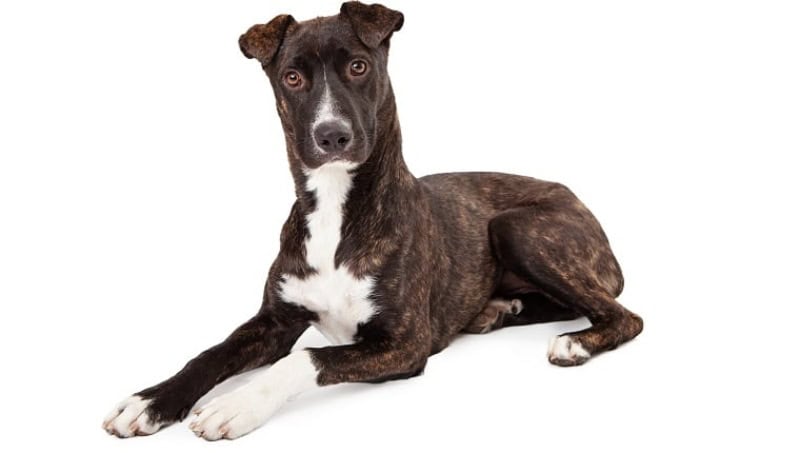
[103, 1, 643, 440]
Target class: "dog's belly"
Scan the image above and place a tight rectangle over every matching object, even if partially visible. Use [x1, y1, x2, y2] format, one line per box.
[279, 268, 376, 345]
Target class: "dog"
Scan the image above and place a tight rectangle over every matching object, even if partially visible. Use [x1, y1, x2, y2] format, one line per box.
[103, 1, 643, 441]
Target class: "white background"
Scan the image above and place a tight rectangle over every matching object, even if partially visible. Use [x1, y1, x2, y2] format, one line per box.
[1, 0, 798, 451]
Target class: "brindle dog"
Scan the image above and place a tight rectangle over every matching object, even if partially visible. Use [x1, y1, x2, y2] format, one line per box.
[103, 2, 643, 441]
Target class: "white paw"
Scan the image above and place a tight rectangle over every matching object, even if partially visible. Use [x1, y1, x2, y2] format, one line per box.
[189, 389, 284, 441]
[547, 335, 590, 366]
[487, 298, 523, 315]
[102, 396, 162, 437]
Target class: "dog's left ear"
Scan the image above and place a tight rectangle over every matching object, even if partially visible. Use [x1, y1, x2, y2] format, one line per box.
[340, 2, 404, 49]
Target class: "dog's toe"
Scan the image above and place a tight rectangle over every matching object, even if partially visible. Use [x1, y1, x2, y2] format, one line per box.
[509, 298, 523, 315]
[547, 335, 590, 366]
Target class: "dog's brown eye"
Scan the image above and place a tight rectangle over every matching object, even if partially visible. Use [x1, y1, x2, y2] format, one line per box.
[284, 71, 302, 88]
[349, 60, 367, 76]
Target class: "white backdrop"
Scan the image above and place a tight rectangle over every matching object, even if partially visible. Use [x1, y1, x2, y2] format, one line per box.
[1, 1, 798, 451]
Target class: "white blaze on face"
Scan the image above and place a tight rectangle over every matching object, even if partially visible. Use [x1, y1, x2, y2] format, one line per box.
[311, 69, 352, 153]
[313, 79, 337, 126]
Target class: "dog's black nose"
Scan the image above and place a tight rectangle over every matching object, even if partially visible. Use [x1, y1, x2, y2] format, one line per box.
[313, 122, 353, 153]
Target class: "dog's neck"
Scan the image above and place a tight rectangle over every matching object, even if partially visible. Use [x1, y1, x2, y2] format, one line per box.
[290, 92, 417, 219]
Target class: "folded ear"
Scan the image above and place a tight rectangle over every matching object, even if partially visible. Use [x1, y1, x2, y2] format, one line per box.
[239, 14, 296, 65]
[340, 2, 404, 49]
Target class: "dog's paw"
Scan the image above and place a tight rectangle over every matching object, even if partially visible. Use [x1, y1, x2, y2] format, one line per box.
[547, 335, 590, 366]
[189, 389, 283, 441]
[463, 298, 524, 334]
[102, 395, 163, 437]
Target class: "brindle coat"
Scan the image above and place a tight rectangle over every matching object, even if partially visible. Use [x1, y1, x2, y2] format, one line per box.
[104, 1, 642, 437]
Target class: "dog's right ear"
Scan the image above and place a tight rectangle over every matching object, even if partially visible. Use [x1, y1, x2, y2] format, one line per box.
[340, 2, 404, 49]
[239, 14, 296, 66]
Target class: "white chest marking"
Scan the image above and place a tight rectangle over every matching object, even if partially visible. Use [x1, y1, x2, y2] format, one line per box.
[279, 162, 377, 345]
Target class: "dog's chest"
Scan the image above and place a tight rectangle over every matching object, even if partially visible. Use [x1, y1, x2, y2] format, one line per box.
[278, 164, 377, 345]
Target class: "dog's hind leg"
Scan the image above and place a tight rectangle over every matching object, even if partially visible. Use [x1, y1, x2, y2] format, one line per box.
[488, 187, 643, 366]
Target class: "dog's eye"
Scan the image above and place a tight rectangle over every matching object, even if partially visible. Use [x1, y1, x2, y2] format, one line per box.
[349, 60, 368, 77]
[284, 71, 302, 88]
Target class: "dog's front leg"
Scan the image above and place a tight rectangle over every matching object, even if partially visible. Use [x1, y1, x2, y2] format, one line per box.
[102, 307, 309, 437]
[190, 341, 428, 440]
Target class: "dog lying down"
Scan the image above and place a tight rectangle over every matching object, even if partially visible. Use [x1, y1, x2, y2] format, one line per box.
[103, 1, 643, 441]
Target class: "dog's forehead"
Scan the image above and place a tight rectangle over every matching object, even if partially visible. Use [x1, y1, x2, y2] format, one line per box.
[280, 15, 366, 66]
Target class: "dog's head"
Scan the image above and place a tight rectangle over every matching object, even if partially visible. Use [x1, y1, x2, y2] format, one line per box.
[240, 2, 403, 169]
